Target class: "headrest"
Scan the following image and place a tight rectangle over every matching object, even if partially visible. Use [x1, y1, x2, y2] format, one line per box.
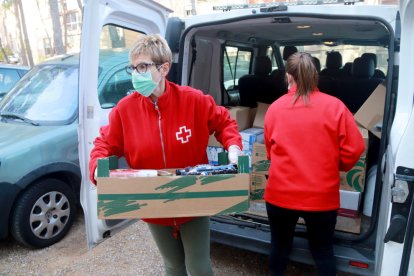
[326, 51, 342, 69]
[342, 62, 353, 76]
[352, 57, 374, 78]
[253, 56, 272, 76]
[361, 53, 377, 68]
[312, 56, 321, 73]
[283, 46, 298, 60]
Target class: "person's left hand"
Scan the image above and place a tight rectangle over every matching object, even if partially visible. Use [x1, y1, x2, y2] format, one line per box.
[228, 145, 242, 164]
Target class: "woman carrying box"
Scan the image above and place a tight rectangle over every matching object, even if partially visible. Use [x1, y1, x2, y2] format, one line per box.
[264, 52, 365, 276]
[89, 34, 242, 276]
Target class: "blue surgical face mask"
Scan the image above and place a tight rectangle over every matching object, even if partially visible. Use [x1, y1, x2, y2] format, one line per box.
[131, 70, 159, 97]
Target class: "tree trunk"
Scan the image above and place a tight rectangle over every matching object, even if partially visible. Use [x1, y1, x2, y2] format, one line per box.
[59, 0, 67, 53]
[17, 0, 34, 66]
[14, 0, 29, 65]
[76, 0, 83, 16]
[36, 0, 52, 47]
[0, 37, 10, 63]
[49, 0, 65, 55]
[108, 25, 125, 48]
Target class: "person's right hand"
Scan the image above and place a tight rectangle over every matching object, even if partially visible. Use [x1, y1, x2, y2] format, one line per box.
[228, 145, 242, 164]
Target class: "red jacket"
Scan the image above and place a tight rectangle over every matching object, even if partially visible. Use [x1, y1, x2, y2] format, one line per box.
[264, 86, 365, 211]
[89, 80, 242, 226]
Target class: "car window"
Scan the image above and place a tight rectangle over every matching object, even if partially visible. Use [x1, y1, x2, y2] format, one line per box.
[0, 64, 78, 124]
[223, 46, 252, 91]
[0, 68, 22, 93]
[98, 24, 144, 108]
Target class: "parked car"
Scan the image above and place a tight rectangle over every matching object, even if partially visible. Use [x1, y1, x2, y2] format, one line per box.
[0, 64, 29, 101]
[0, 50, 133, 248]
[78, 0, 414, 275]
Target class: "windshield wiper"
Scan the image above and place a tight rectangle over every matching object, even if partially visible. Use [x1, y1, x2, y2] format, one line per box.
[0, 112, 40, 126]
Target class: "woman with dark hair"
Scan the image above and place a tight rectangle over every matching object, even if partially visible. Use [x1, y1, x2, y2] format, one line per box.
[264, 52, 365, 276]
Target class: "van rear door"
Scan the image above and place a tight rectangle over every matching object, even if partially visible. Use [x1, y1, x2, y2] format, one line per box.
[77, 0, 171, 248]
[380, 0, 414, 274]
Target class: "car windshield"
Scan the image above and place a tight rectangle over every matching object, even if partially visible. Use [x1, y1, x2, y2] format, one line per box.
[0, 64, 78, 124]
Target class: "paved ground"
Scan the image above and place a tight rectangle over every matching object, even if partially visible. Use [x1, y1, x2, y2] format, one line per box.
[0, 210, 354, 275]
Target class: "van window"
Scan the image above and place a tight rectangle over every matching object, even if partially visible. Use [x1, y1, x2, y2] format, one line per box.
[301, 45, 388, 76]
[223, 46, 252, 91]
[266, 46, 278, 71]
[98, 25, 144, 108]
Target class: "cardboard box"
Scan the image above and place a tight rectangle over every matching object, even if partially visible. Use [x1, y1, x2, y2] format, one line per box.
[240, 128, 264, 153]
[97, 156, 250, 219]
[252, 102, 270, 128]
[250, 173, 267, 201]
[248, 201, 267, 216]
[239, 128, 265, 169]
[206, 146, 224, 165]
[354, 82, 386, 138]
[339, 190, 361, 218]
[339, 127, 369, 192]
[335, 215, 361, 234]
[229, 106, 256, 131]
[208, 106, 256, 147]
[251, 143, 270, 174]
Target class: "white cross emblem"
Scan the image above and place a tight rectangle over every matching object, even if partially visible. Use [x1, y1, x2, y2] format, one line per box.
[176, 126, 192, 144]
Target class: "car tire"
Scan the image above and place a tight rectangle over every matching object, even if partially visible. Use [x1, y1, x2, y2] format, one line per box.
[10, 178, 77, 248]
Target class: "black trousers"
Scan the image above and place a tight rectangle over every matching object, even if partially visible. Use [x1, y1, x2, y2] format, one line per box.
[266, 202, 337, 276]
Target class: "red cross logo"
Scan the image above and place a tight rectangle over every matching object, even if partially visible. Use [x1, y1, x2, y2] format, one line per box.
[176, 126, 192, 144]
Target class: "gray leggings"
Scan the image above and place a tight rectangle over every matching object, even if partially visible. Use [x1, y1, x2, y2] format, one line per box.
[147, 217, 214, 276]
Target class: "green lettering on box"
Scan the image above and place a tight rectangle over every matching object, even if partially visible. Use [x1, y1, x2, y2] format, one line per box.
[98, 190, 248, 201]
[98, 190, 249, 217]
[156, 176, 197, 192]
[217, 200, 249, 215]
[252, 159, 270, 172]
[99, 200, 147, 217]
[346, 157, 366, 192]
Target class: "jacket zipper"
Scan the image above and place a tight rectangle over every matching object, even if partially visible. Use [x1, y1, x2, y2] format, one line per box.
[153, 101, 167, 168]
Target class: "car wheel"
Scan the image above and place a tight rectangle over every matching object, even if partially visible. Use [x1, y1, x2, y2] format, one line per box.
[10, 178, 77, 248]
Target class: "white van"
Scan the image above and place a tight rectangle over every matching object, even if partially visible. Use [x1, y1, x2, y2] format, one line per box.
[78, 0, 414, 275]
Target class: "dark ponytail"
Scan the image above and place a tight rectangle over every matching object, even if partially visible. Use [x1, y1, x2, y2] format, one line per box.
[285, 52, 319, 104]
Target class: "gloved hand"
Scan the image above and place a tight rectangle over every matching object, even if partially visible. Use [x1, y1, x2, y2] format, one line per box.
[228, 145, 242, 164]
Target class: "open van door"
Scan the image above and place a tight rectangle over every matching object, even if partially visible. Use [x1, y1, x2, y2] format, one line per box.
[380, 0, 414, 274]
[78, 0, 172, 248]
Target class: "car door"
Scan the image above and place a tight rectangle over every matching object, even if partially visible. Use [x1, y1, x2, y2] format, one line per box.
[379, 0, 414, 274]
[78, 0, 172, 248]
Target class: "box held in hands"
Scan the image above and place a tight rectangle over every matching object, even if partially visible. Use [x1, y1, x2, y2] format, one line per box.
[96, 154, 250, 219]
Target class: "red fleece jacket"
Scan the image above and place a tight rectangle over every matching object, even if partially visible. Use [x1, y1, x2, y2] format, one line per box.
[264, 87, 365, 211]
[89, 80, 242, 226]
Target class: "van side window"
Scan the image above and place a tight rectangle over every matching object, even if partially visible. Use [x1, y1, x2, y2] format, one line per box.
[223, 46, 252, 91]
[266, 46, 278, 71]
[98, 25, 144, 109]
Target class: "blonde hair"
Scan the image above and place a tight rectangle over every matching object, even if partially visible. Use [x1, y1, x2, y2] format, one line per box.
[129, 34, 172, 65]
[285, 52, 318, 104]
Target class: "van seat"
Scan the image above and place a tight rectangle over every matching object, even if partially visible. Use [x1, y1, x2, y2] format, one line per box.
[239, 56, 285, 107]
[335, 57, 382, 113]
[320, 51, 342, 77]
[361, 53, 386, 79]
